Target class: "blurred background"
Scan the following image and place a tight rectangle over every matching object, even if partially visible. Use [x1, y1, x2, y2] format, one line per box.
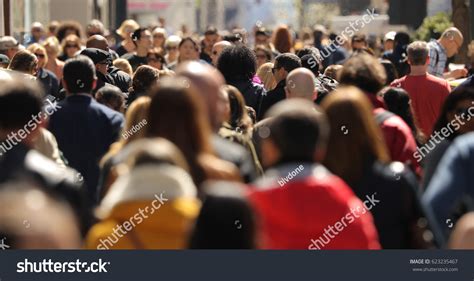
[0, 0, 472, 62]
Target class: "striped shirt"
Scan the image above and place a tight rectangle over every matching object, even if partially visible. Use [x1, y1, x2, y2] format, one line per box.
[427, 39, 447, 78]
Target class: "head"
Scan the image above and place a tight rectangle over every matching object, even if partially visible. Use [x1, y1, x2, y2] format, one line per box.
[55, 21, 83, 43]
[96, 85, 126, 113]
[272, 53, 302, 83]
[178, 37, 200, 62]
[211, 41, 232, 66]
[323, 65, 343, 81]
[256, 62, 277, 91]
[116, 20, 140, 41]
[254, 45, 273, 68]
[285, 68, 316, 101]
[8, 50, 38, 76]
[62, 55, 97, 95]
[0, 182, 81, 249]
[439, 27, 463, 58]
[42, 36, 61, 58]
[61, 34, 81, 58]
[47, 21, 60, 37]
[80, 48, 110, 75]
[0, 36, 20, 59]
[297, 47, 322, 76]
[113, 58, 133, 77]
[259, 99, 329, 168]
[312, 24, 327, 46]
[86, 19, 105, 37]
[255, 27, 270, 46]
[122, 96, 151, 144]
[351, 34, 367, 51]
[204, 26, 220, 53]
[30, 22, 45, 41]
[394, 32, 410, 48]
[449, 212, 474, 249]
[131, 28, 153, 50]
[383, 31, 396, 51]
[272, 25, 293, 53]
[321, 86, 390, 185]
[407, 41, 429, 68]
[146, 76, 214, 182]
[217, 45, 257, 83]
[0, 78, 45, 143]
[164, 35, 182, 59]
[222, 85, 252, 133]
[0, 54, 9, 68]
[339, 53, 386, 94]
[189, 182, 257, 249]
[433, 86, 474, 138]
[177, 61, 226, 131]
[152, 27, 168, 48]
[132, 65, 160, 94]
[86, 35, 109, 51]
[27, 43, 48, 69]
[146, 49, 166, 70]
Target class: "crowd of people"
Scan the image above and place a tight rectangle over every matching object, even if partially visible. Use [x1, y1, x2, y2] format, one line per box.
[0, 17, 474, 250]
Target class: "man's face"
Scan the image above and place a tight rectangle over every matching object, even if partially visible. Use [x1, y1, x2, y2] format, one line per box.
[384, 40, 394, 51]
[352, 40, 366, 51]
[211, 44, 224, 66]
[256, 34, 269, 46]
[138, 30, 153, 49]
[96, 61, 109, 75]
[205, 34, 219, 51]
[272, 63, 286, 83]
[32, 27, 44, 40]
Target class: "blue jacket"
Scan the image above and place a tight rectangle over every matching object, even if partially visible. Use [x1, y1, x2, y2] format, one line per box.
[48, 94, 124, 203]
[423, 132, 474, 242]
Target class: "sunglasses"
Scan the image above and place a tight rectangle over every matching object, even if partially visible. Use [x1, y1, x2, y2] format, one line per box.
[34, 53, 45, 58]
[65, 44, 79, 49]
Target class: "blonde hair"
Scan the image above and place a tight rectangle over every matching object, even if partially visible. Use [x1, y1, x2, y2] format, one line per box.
[116, 19, 140, 39]
[113, 58, 133, 77]
[27, 43, 48, 66]
[256, 62, 277, 91]
[42, 36, 61, 56]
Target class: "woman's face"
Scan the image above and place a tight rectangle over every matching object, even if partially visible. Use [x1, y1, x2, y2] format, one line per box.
[64, 41, 80, 58]
[179, 40, 198, 61]
[255, 51, 268, 68]
[448, 99, 474, 134]
[153, 32, 166, 48]
[147, 54, 163, 70]
[34, 48, 47, 68]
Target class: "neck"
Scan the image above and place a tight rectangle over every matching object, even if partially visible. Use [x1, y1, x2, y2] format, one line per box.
[409, 65, 427, 76]
[136, 46, 148, 57]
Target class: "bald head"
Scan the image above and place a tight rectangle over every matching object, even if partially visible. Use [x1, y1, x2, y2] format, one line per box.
[285, 68, 317, 101]
[176, 61, 226, 131]
[211, 41, 232, 66]
[86, 35, 109, 51]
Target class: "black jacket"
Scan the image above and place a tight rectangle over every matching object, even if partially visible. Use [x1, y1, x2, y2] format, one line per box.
[229, 80, 266, 119]
[259, 80, 286, 119]
[353, 160, 441, 249]
[0, 144, 94, 236]
[109, 66, 132, 93]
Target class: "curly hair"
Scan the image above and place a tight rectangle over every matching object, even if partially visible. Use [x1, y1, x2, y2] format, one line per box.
[55, 21, 83, 43]
[217, 45, 257, 82]
[132, 65, 160, 93]
[339, 53, 386, 94]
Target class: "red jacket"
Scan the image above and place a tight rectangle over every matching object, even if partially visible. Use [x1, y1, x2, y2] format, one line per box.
[248, 166, 380, 250]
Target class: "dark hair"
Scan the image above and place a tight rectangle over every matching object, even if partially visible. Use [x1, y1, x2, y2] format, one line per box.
[0, 79, 43, 130]
[264, 100, 328, 164]
[254, 45, 273, 62]
[394, 32, 410, 47]
[132, 65, 160, 93]
[433, 86, 474, 140]
[189, 182, 257, 249]
[217, 45, 257, 82]
[96, 85, 126, 112]
[131, 28, 149, 47]
[179, 37, 199, 51]
[255, 27, 269, 37]
[351, 34, 367, 44]
[297, 47, 321, 75]
[223, 85, 252, 134]
[380, 59, 398, 85]
[339, 53, 386, 94]
[63, 55, 96, 94]
[274, 53, 301, 73]
[382, 87, 425, 144]
[204, 26, 218, 36]
[8, 50, 37, 73]
[55, 21, 83, 43]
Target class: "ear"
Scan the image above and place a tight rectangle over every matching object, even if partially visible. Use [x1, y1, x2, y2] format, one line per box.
[425, 56, 430, 66]
[92, 78, 97, 91]
[284, 86, 290, 98]
[261, 138, 280, 169]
